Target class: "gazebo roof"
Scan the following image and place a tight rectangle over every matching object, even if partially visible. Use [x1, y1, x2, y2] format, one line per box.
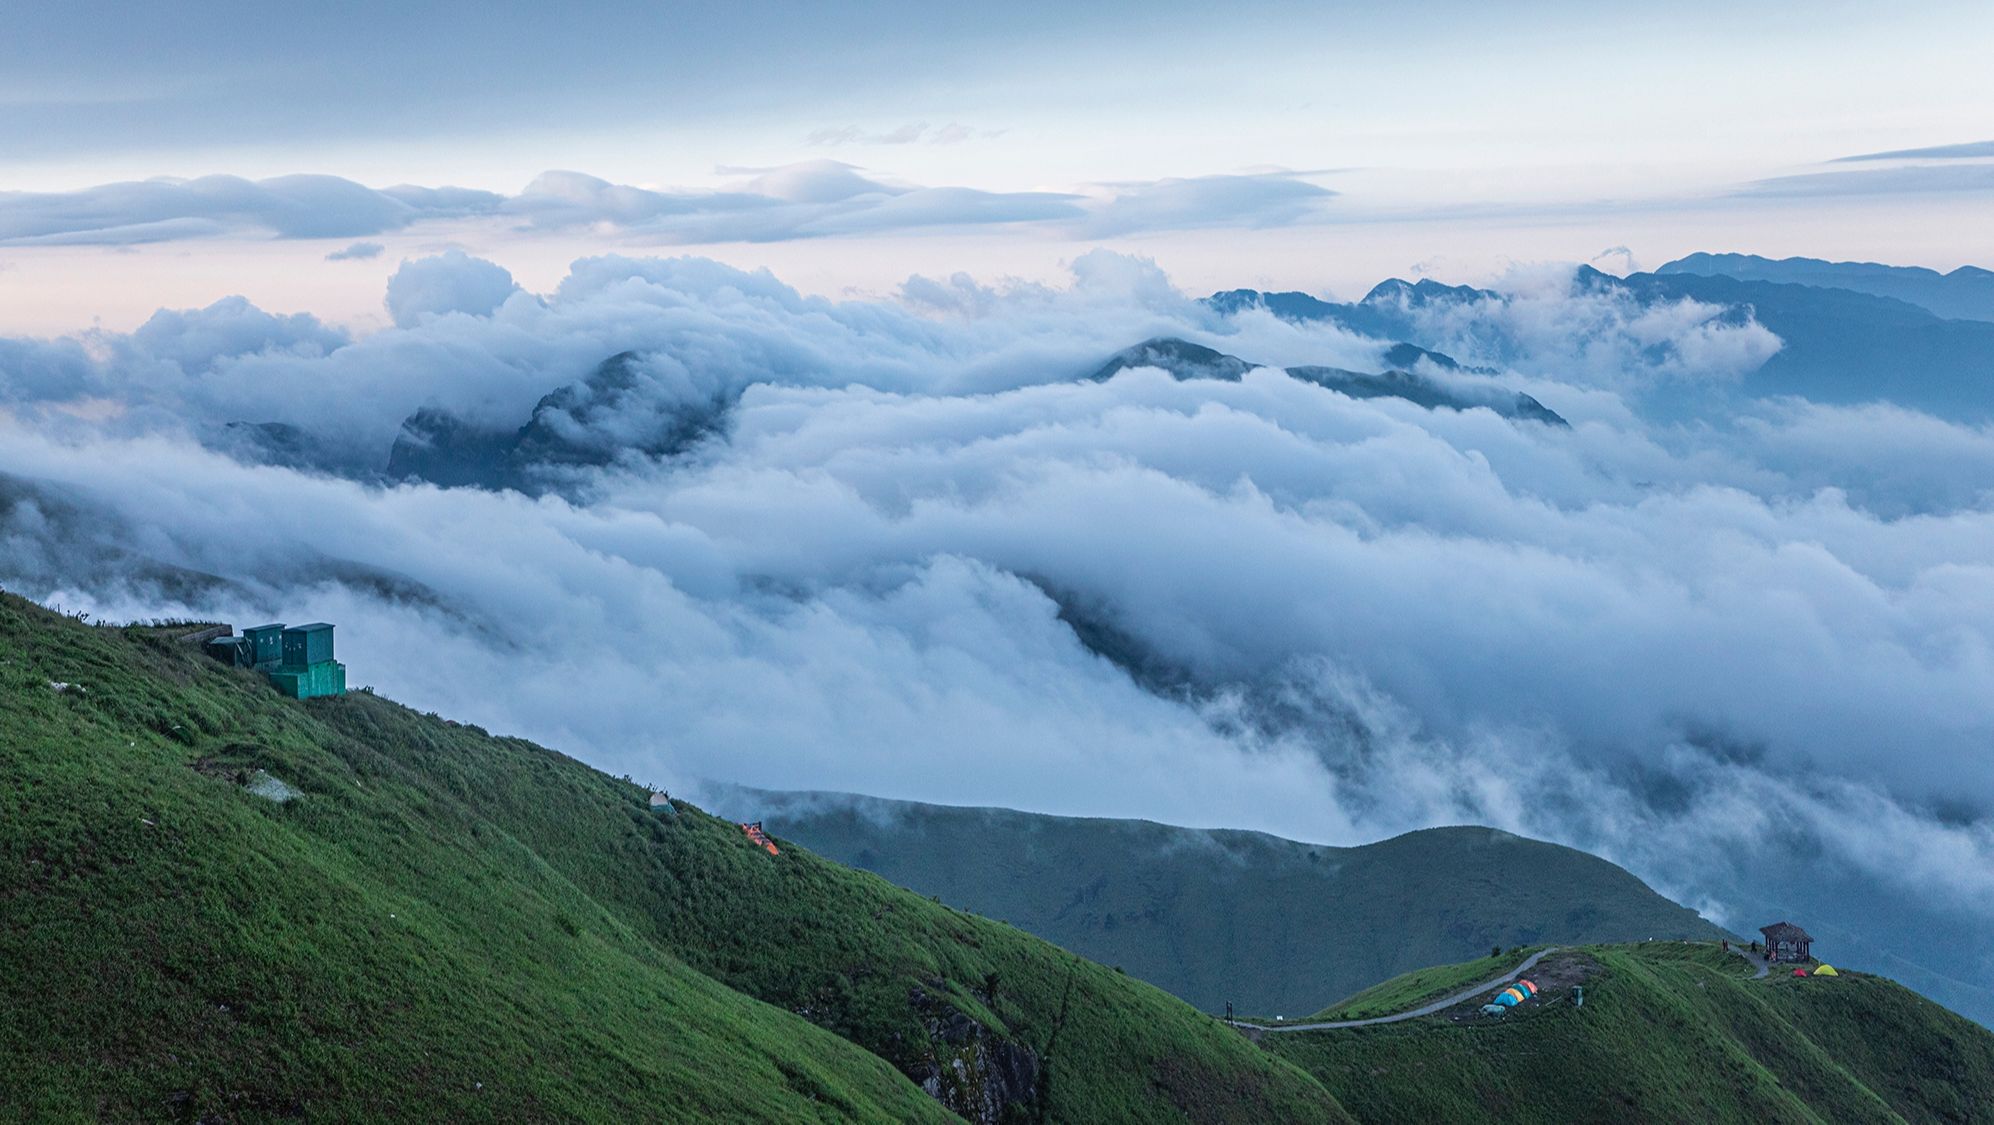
[1760, 921, 1814, 942]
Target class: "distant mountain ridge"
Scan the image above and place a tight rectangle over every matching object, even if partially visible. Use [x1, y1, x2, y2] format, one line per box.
[1211, 264, 1994, 419]
[1659, 252, 1994, 322]
[1090, 337, 1569, 426]
[726, 787, 1727, 1016]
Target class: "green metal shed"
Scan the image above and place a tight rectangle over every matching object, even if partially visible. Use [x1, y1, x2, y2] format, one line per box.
[268, 661, 345, 700]
[242, 623, 286, 670]
[280, 623, 335, 669]
[205, 635, 252, 667]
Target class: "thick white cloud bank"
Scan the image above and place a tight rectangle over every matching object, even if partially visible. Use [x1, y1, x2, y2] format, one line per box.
[3, 251, 1992, 1019]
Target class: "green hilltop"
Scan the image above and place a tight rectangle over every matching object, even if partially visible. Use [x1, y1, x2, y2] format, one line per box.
[1265, 942, 1994, 1123]
[0, 593, 1340, 1123]
[5, 591, 1992, 1123]
[735, 789, 1729, 1016]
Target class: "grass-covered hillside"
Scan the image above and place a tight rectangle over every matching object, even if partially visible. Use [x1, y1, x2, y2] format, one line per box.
[1264, 942, 1994, 1124]
[8, 591, 1991, 1124]
[0, 593, 1345, 1124]
[732, 789, 1728, 1016]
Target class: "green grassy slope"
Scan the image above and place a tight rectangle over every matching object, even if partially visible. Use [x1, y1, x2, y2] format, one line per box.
[735, 789, 1728, 1016]
[0, 594, 1344, 1124]
[1264, 943, 1994, 1124]
[1310, 949, 1543, 1022]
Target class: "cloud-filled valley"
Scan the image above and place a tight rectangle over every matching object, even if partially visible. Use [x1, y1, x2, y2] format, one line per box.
[4, 249, 1993, 1022]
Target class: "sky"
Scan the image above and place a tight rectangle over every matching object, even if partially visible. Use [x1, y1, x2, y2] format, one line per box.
[2, 1, 1993, 331]
[4, 0, 1994, 1022]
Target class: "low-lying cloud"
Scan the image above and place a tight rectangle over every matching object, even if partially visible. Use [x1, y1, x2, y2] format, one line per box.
[2, 251, 1991, 1021]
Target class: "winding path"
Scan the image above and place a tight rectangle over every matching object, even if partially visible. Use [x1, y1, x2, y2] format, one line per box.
[1231, 947, 1566, 1033]
[1730, 944, 1770, 979]
[1232, 940, 1770, 1034]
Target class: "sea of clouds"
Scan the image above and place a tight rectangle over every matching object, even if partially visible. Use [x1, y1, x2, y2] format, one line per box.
[3, 249, 1990, 1018]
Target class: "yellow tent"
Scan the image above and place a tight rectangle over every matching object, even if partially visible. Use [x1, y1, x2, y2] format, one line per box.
[1813, 964, 1840, 976]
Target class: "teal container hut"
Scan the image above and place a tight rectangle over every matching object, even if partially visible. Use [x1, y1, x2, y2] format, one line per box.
[272, 623, 345, 699]
[281, 623, 336, 668]
[203, 620, 347, 699]
[242, 623, 287, 670]
[205, 635, 252, 667]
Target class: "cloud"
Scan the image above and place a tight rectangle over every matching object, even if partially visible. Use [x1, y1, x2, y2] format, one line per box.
[325, 240, 384, 261]
[125, 295, 350, 370]
[0, 163, 1340, 249]
[0, 174, 504, 246]
[1739, 164, 1994, 198]
[508, 162, 1081, 242]
[1834, 139, 1994, 162]
[1081, 173, 1338, 237]
[806, 122, 1004, 146]
[384, 250, 520, 328]
[3, 251, 1992, 1020]
[1369, 265, 1783, 390]
[1590, 245, 1636, 273]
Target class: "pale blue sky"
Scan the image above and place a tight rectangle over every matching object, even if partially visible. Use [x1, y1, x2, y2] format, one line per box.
[2, 0, 1992, 329]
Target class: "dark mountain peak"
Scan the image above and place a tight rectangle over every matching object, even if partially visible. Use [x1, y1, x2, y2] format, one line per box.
[214, 421, 350, 474]
[1091, 338, 1568, 426]
[1381, 342, 1498, 375]
[1287, 365, 1569, 427]
[387, 405, 520, 490]
[1089, 337, 1260, 382]
[1204, 288, 1344, 322]
[388, 349, 733, 493]
[1361, 277, 1496, 306]
[1570, 263, 1624, 291]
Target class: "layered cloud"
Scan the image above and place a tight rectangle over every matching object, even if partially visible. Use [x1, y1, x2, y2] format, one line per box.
[0, 174, 505, 245]
[3, 251, 1992, 1020]
[0, 162, 1345, 248]
[1742, 164, 1994, 198]
[1835, 139, 1994, 162]
[1080, 172, 1337, 236]
[806, 122, 1003, 146]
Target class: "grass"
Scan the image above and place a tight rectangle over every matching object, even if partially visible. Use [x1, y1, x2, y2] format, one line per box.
[0, 592, 1344, 1123]
[741, 789, 1730, 1017]
[1309, 948, 1545, 1021]
[6, 592, 1992, 1124]
[1263, 942, 1994, 1124]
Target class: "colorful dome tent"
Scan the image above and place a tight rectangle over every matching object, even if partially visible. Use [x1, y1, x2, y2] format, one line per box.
[1516, 979, 1538, 996]
[1813, 964, 1839, 976]
[1792, 968, 1810, 977]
